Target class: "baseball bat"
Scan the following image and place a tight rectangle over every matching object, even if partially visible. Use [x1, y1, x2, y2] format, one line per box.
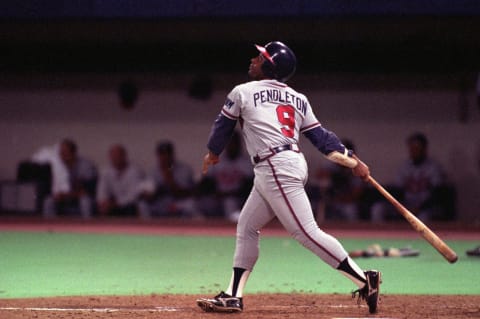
[367, 176, 458, 263]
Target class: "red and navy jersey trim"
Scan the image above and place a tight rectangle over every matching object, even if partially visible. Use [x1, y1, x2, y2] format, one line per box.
[300, 122, 321, 133]
[221, 109, 239, 120]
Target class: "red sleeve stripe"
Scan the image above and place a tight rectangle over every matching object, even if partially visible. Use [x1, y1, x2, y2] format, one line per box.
[221, 109, 239, 120]
[300, 122, 321, 133]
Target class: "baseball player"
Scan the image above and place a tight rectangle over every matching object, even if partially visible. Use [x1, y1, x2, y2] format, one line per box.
[196, 41, 381, 314]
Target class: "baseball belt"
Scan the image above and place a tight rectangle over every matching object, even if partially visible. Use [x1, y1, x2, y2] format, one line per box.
[252, 143, 300, 164]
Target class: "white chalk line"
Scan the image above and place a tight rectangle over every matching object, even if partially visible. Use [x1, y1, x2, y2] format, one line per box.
[259, 304, 366, 309]
[0, 306, 398, 319]
[0, 304, 368, 313]
[0, 304, 362, 312]
[0, 306, 182, 313]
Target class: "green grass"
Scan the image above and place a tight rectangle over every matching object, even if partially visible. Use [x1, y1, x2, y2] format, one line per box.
[0, 231, 479, 298]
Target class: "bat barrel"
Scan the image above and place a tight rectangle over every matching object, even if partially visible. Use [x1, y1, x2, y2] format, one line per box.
[367, 176, 458, 264]
[420, 227, 458, 263]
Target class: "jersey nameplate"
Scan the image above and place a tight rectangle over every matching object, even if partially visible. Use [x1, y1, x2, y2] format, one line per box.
[253, 89, 307, 116]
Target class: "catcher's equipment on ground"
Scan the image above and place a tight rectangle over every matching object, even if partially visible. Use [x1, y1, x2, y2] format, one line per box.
[466, 246, 480, 257]
[349, 244, 420, 258]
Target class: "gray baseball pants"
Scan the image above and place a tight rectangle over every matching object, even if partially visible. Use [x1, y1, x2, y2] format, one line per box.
[233, 151, 349, 270]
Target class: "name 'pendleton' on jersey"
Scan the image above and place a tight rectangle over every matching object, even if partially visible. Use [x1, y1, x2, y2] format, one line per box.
[253, 89, 307, 116]
[220, 80, 321, 157]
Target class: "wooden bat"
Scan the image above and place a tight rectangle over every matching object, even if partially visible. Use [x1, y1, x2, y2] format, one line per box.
[367, 176, 458, 263]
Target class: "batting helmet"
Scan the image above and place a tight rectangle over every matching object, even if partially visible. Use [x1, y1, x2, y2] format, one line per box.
[255, 41, 297, 83]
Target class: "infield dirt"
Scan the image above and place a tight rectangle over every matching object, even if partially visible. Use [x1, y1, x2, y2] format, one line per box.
[1, 294, 479, 319]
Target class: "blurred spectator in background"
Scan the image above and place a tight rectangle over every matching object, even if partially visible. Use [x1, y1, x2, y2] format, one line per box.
[197, 131, 253, 222]
[32, 139, 97, 219]
[371, 132, 455, 222]
[138, 141, 199, 219]
[96, 144, 144, 217]
[314, 139, 366, 221]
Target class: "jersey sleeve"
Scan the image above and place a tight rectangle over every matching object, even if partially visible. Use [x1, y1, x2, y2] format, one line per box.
[299, 99, 321, 133]
[220, 86, 242, 120]
[303, 126, 348, 156]
[206, 86, 243, 155]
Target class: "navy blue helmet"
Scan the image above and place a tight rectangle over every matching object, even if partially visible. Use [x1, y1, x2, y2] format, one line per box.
[255, 41, 297, 83]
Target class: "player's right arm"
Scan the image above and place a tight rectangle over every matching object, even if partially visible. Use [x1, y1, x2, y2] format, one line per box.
[303, 126, 370, 180]
[203, 114, 237, 175]
[300, 101, 370, 180]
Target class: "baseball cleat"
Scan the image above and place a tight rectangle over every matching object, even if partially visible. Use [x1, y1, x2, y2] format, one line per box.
[196, 291, 243, 313]
[352, 270, 382, 314]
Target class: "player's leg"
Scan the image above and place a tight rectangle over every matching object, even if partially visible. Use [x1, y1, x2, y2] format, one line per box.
[267, 180, 367, 287]
[260, 155, 366, 287]
[227, 185, 274, 296]
[197, 185, 275, 312]
[260, 154, 381, 313]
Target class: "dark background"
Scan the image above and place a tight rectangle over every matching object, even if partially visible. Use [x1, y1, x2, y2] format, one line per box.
[1, 1, 480, 74]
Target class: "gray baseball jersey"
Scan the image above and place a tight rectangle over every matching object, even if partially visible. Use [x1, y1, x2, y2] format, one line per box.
[207, 79, 354, 270]
[221, 79, 320, 157]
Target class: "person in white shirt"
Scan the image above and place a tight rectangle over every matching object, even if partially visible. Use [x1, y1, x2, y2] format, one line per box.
[33, 139, 97, 219]
[96, 144, 144, 217]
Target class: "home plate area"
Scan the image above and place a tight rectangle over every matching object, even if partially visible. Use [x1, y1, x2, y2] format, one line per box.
[1, 294, 479, 319]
